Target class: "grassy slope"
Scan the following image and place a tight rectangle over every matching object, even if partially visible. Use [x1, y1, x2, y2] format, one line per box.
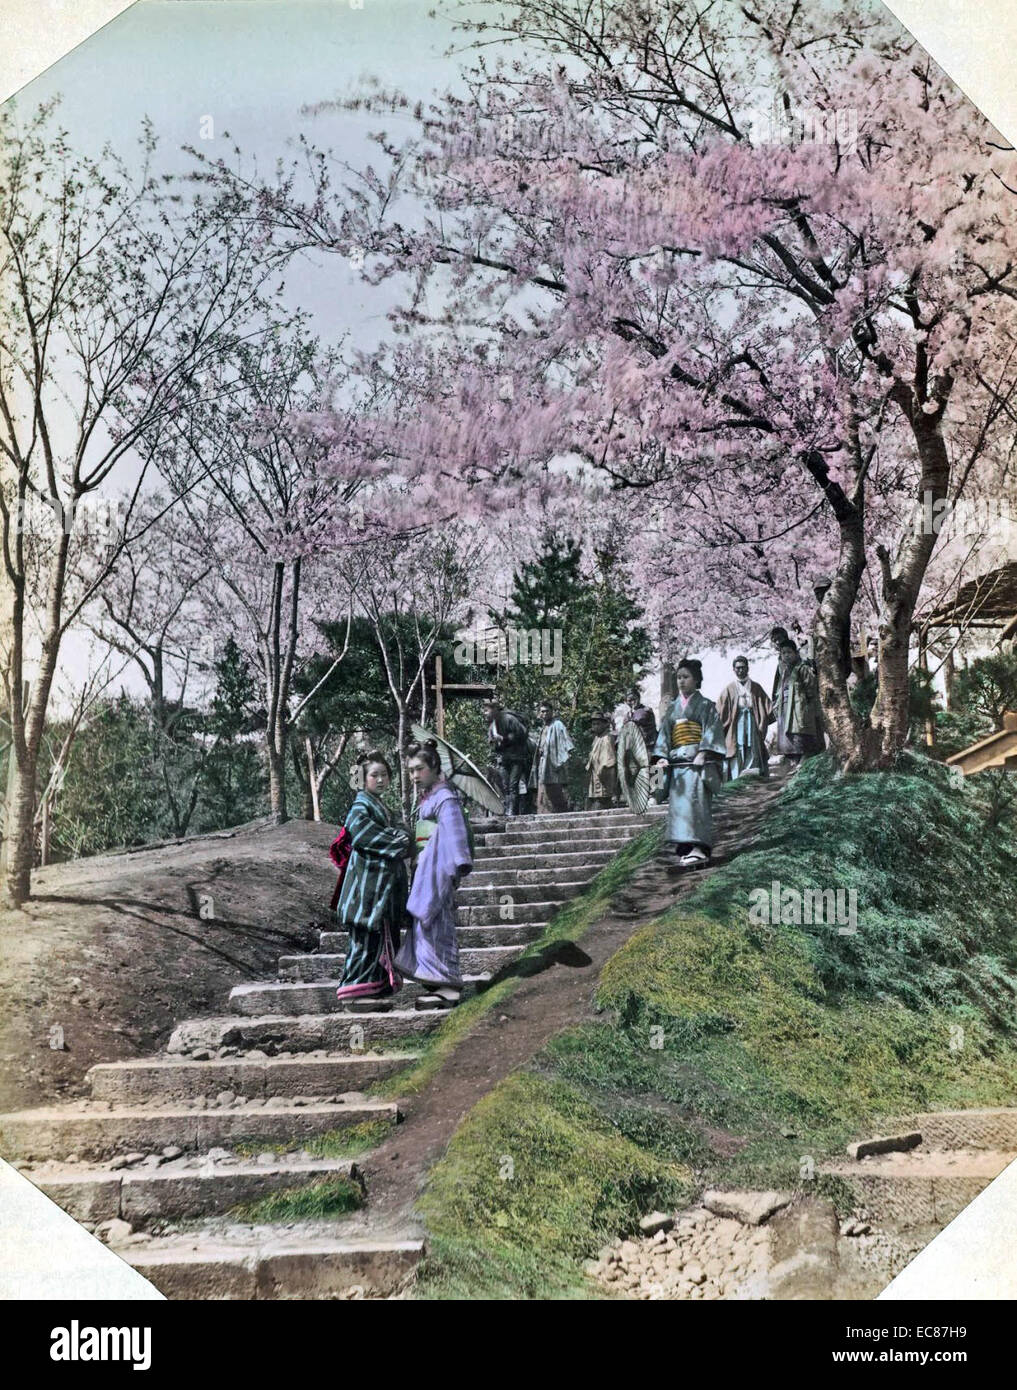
[413, 756, 1017, 1299]
[372, 820, 666, 1100]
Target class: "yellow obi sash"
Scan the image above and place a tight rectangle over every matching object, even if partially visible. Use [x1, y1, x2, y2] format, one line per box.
[670, 718, 703, 750]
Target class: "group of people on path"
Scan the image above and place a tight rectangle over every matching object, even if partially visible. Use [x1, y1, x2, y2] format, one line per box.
[484, 627, 823, 831]
[656, 634, 824, 868]
[484, 689, 658, 815]
[329, 628, 825, 1011]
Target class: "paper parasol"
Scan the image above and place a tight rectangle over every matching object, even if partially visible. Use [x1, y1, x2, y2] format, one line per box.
[617, 718, 651, 814]
[410, 724, 505, 815]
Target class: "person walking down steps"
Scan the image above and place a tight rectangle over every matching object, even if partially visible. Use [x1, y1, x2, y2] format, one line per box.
[395, 740, 474, 1010]
[333, 752, 411, 1008]
[654, 658, 727, 869]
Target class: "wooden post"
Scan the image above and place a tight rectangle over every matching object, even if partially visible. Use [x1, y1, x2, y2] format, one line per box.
[659, 661, 676, 711]
[304, 737, 321, 821]
[944, 637, 956, 711]
[434, 653, 446, 739]
[40, 792, 51, 867]
[918, 626, 935, 748]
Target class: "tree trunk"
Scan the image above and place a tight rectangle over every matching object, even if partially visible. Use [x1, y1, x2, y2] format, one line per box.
[396, 702, 409, 817]
[3, 760, 37, 906]
[813, 490, 873, 769]
[866, 412, 949, 764]
[267, 732, 287, 822]
[814, 408, 949, 772]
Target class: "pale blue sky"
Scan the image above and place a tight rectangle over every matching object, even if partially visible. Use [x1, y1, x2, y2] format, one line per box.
[5, 0, 485, 346]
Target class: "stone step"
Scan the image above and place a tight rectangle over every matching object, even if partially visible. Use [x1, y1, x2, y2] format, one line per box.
[279, 945, 525, 982]
[466, 864, 604, 889]
[319, 921, 544, 952]
[122, 1235, 424, 1300]
[466, 861, 602, 884]
[468, 847, 621, 871]
[457, 879, 590, 906]
[0, 1100, 400, 1163]
[23, 1157, 363, 1227]
[167, 1010, 443, 1057]
[478, 828, 639, 850]
[821, 1150, 1017, 1229]
[884, 1109, 1017, 1152]
[87, 1053, 419, 1105]
[228, 976, 489, 1017]
[480, 806, 665, 831]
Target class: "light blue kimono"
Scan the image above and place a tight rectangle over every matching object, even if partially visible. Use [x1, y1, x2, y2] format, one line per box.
[654, 690, 728, 849]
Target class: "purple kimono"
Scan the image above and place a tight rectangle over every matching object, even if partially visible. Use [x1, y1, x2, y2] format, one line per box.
[394, 780, 473, 989]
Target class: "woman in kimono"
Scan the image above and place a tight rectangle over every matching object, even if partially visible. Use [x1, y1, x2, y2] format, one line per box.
[395, 741, 474, 1009]
[334, 753, 411, 1005]
[653, 659, 728, 867]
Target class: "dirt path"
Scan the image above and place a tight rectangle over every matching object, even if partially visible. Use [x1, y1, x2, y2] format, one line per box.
[360, 774, 789, 1227]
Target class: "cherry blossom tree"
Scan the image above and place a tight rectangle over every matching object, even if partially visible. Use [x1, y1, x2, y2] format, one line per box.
[214, 0, 1017, 771]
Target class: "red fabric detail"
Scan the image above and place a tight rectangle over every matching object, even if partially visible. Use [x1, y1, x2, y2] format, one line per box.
[328, 827, 353, 912]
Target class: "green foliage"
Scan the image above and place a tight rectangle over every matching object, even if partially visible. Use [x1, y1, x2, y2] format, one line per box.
[933, 709, 994, 760]
[415, 755, 1017, 1298]
[416, 1072, 693, 1299]
[50, 640, 266, 859]
[52, 694, 166, 857]
[954, 651, 1017, 729]
[199, 637, 266, 829]
[490, 533, 650, 720]
[232, 1118, 395, 1161]
[486, 532, 651, 806]
[301, 1119, 397, 1159]
[290, 611, 477, 823]
[849, 665, 938, 746]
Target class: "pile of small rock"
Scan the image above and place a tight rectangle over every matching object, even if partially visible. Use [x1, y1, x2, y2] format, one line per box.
[587, 1191, 789, 1300]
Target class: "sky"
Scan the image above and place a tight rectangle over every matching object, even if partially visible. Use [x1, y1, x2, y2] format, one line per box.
[6, 0, 800, 709]
[6, 0, 478, 348]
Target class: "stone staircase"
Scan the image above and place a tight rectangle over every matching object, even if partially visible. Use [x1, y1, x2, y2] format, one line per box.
[821, 1108, 1017, 1230]
[0, 803, 665, 1299]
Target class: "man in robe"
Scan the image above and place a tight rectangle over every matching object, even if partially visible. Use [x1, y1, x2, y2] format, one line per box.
[717, 656, 772, 780]
[773, 641, 825, 765]
[586, 712, 619, 809]
[624, 685, 658, 755]
[530, 700, 574, 813]
[483, 696, 531, 817]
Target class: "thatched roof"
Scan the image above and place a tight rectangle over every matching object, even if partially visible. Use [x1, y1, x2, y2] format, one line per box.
[925, 562, 1017, 628]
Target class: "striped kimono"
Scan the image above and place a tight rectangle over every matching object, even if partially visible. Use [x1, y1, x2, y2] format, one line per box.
[334, 791, 411, 1000]
[654, 690, 728, 851]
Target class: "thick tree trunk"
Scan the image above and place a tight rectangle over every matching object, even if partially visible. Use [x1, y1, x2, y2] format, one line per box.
[812, 470, 873, 769]
[266, 735, 287, 822]
[813, 408, 949, 772]
[867, 411, 950, 764]
[3, 762, 37, 906]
